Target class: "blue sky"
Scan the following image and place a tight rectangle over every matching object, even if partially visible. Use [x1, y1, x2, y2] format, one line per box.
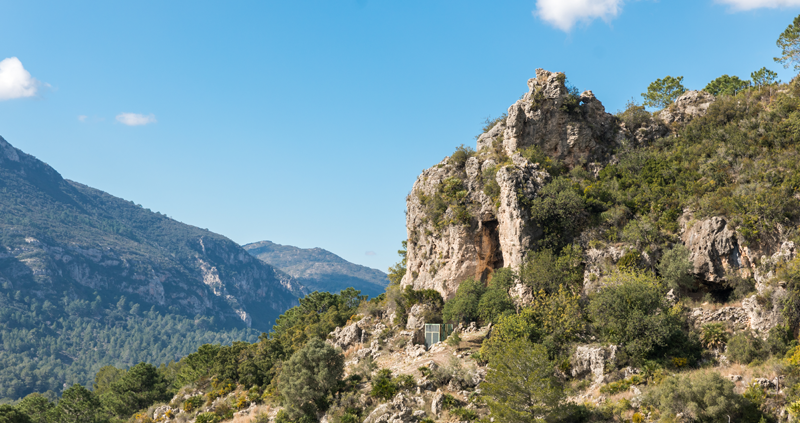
[0, 0, 798, 273]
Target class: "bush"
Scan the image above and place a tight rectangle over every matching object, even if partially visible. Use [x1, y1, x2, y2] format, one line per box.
[727, 332, 764, 364]
[443, 278, 485, 324]
[657, 244, 694, 291]
[765, 325, 794, 357]
[481, 285, 584, 361]
[700, 323, 728, 350]
[644, 371, 761, 422]
[446, 331, 462, 347]
[616, 99, 652, 131]
[528, 178, 586, 250]
[477, 287, 515, 324]
[370, 370, 398, 400]
[519, 245, 583, 294]
[183, 395, 204, 412]
[279, 338, 345, 419]
[449, 407, 478, 421]
[588, 271, 684, 363]
[449, 144, 476, 168]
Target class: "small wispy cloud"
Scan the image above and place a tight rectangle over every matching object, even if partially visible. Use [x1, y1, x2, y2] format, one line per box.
[365, 251, 377, 256]
[0, 57, 46, 101]
[77, 115, 88, 122]
[716, 0, 800, 9]
[116, 113, 157, 126]
[534, 0, 624, 32]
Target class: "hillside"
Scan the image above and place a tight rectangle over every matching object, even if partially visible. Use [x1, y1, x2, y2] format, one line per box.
[4, 17, 800, 423]
[243, 240, 389, 298]
[0, 136, 305, 400]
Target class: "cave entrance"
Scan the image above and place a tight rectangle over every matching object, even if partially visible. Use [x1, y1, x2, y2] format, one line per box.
[476, 219, 503, 283]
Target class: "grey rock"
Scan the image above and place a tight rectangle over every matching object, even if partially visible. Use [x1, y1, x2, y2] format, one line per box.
[681, 216, 740, 283]
[328, 322, 362, 351]
[658, 91, 716, 125]
[406, 303, 433, 330]
[571, 345, 617, 383]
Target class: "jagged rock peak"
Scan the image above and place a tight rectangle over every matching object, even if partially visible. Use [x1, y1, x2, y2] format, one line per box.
[402, 70, 631, 299]
[478, 69, 621, 169]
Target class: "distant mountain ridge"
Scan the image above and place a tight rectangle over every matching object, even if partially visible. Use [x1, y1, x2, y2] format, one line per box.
[243, 240, 388, 298]
[0, 135, 305, 399]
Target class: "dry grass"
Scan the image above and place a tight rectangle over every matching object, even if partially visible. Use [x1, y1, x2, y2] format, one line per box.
[226, 404, 272, 423]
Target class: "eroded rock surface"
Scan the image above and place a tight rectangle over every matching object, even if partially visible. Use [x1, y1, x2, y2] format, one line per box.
[659, 90, 716, 125]
[571, 345, 617, 383]
[402, 70, 623, 299]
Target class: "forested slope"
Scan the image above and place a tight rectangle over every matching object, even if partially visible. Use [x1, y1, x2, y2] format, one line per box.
[0, 137, 304, 400]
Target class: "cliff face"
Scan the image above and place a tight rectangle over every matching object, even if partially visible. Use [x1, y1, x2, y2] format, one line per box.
[0, 136, 304, 330]
[401, 69, 622, 299]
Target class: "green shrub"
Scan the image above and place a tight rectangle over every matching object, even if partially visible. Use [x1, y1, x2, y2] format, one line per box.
[442, 394, 460, 410]
[520, 145, 564, 176]
[481, 286, 583, 362]
[477, 287, 515, 324]
[617, 250, 642, 270]
[480, 114, 507, 134]
[700, 323, 728, 350]
[449, 144, 476, 168]
[726, 332, 764, 364]
[528, 178, 586, 250]
[394, 374, 416, 391]
[183, 395, 204, 412]
[616, 99, 652, 131]
[765, 325, 795, 357]
[644, 371, 761, 422]
[279, 338, 345, 419]
[658, 244, 694, 291]
[519, 245, 583, 294]
[588, 271, 684, 363]
[443, 278, 485, 324]
[370, 370, 398, 400]
[446, 331, 462, 347]
[196, 413, 222, 423]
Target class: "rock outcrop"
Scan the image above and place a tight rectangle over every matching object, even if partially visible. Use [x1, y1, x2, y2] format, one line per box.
[402, 70, 623, 299]
[571, 345, 617, 383]
[658, 90, 716, 125]
[681, 216, 742, 283]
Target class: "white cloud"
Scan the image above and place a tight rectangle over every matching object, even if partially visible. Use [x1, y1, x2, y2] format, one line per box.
[365, 251, 377, 256]
[0, 57, 44, 101]
[116, 112, 157, 126]
[534, 0, 624, 32]
[77, 115, 87, 122]
[716, 0, 800, 9]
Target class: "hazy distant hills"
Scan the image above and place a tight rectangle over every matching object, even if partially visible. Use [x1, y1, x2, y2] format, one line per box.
[0, 135, 304, 399]
[243, 240, 389, 298]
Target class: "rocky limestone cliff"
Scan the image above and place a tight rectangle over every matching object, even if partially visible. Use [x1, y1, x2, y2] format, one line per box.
[402, 69, 624, 298]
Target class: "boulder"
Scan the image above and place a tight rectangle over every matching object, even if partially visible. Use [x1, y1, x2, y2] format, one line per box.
[328, 322, 362, 351]
[571, 345, 617, 383]
[406, 303, 432, 330]
[658, 91, 715, 125]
